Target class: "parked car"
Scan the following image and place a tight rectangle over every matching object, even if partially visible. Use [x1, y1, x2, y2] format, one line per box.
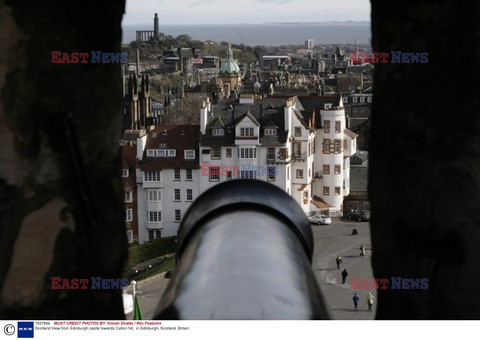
[348, 209, 370, 222]
[308, 214, 332, 225]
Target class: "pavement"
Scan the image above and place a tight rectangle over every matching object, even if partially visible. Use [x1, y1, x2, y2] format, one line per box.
[126, 217, 375, 320]
[311, 218, 376, 320]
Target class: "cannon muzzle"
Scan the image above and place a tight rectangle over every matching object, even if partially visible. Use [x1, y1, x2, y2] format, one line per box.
[154, 179, 329, 319]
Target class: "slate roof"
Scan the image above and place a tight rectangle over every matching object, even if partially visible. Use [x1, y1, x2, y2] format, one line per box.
[202, 94, 344, 146]
[297, 94, 342, 129]
[138, 125, 200, 170]
[202, 98, 293, 147]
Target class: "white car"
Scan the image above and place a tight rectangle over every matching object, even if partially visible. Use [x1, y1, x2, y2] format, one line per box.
[308, 214, 332, 225]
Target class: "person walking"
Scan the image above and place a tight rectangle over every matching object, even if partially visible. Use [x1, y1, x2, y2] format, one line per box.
[336, 256, 343, 270]
[360, 244, 366, 257]
[367, 292, 375, 312]
[353, 293, 360, 311]
[341, 269, 348, 284]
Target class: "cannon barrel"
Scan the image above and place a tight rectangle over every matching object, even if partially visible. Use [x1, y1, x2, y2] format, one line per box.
[154, 180, 329, 319]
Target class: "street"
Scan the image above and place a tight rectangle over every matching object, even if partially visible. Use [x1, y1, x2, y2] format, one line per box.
[126, 217, 375, 320]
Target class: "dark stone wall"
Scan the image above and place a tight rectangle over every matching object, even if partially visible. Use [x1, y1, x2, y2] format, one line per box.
[0, 0, 127, 319]
[370, 1, 480, 319]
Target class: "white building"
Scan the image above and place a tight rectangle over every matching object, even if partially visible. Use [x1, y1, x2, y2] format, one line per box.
[135, 125, 201, 243]
[128, 95, 357, 244]
[199, 94, 357, 217]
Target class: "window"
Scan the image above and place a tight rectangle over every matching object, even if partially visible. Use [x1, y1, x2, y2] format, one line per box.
[294, 127, 302, 137]
[240, 127, 254, 137]
[287, 166, 289, 180]
[293, 143, 301, 158]
[156, 149, 167, 157]
[279, 148, 288, 160]
[352, 97, 358, 103]
[343, 180, 346, 190]
[126, 208, 133, 222]
[184, 150, 195, 160]
[186, 189, 193, 201]
[334, 187, 341, 195]
[147, 211, 161, 222]
[323, 186, 330, 196]
[296, 169, 304, 178]
[144, 171, 161, 182]
[267, 167, 276, 181]
[226, 171, 232, 180]
[267, 147, 275, 161]
[367, 96, 372, 103]
[174, 189, 181, 201]
[265, 128, 277, 136]
[360, 96, 365, 103]
[146, 189, 161, 202]
[147, 149, 155, 157]
[334, 165, 341, 175]
[210, 166, 220, 182]
[186, 169, 192, 180]
[148, 230, 162, 241]
[211, 146, 221, 159]
[240, 170, 256, 179]
[334, 140, 341, 153]
[212, 128, 224, 136]
[323, 139, 331, 153]
[324, 120, 330, 133]
[175, 210, 181, 222]
[168, 149, 176, 157]
[127, 230, 133, 244]
[174, 169, 180, 180]
[238, 147, 257, 159]
[323, 165, 330, 175]
[125, 191, 133, 203]
[335, 121, 341, 133]
[343, 96, 348, 103]
[122, 169, 129, 178]
[226, 148, 232, 158]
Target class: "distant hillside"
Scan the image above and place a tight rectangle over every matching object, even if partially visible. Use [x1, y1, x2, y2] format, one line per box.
[263, 21, 370, 25]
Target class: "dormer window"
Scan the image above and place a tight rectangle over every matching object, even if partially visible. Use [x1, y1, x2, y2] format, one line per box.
[264, 128, 277, 136]
[212, 128, 224, 136]
[240, 128, 254, 137]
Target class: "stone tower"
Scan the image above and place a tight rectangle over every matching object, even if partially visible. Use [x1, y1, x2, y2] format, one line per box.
[154, 13, 159, 38]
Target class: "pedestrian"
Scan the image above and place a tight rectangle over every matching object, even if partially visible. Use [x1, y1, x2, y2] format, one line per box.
[367, 292, 375, 312]
[341, 269, 348, 284]
[360, 244, 366, 257]
[353, 293, 360, 311]
[336, 256, 343, 270]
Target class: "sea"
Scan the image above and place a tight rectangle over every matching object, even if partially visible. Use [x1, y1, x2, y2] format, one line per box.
[122, 23, 371, 46]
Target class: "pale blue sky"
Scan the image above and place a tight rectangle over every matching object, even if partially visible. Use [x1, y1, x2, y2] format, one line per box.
[123, 0, 371, 25]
